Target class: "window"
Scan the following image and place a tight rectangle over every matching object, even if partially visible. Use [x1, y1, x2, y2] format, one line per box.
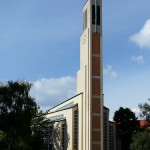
[49, 126, 54, 150]
[103, 112, 108, 150]
[83, 9, 87, 30]
[43, 126, 54, 150]
[92, 5, 100, 25]
[61, 123, 66, 150]
[73, 110, 78, 150]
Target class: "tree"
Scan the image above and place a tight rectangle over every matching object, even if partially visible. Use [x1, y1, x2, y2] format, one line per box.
[129, 99, 150, 150]
[0, 81, 37, 149]
[139, 98, 150, 123]
[0, 130, 7, 149]
[113, 107, 140, 150]
[130, 129, 150, 150]
[30, 109, 49, 150]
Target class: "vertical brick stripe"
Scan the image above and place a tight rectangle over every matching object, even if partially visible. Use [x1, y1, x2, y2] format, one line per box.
[92, 56, 100, 76]
[92, 33, 101, 149]
[92, 33, 100, 55]
[92, 143, 101, 150]
[92, 116, 101, 129]
[92, 78, 100, 96]
[92, 99, 101, 113]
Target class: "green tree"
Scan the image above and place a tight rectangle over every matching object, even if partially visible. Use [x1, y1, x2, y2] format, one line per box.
[129, 99, 150, 150]
[113, 107, 140, 150]
[130, 129, 150, 150]
[0, 81, 37, 149]
[139, 99, 150, 124]
[30, 109, 49, 150]
[0, 130, 7, 149]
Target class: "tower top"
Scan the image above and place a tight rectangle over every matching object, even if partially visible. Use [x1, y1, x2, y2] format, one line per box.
[83, 0, 102, 33]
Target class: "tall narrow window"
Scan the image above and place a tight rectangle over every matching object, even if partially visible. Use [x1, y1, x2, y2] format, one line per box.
[83, 9, 87, 30]
[97, 6, 100, 25]
[49, 126, 53, 150]
[104, 112, 108, 150]
[73, 110, 78, 150]
[92, 5, 100, 25]
[61, 123, 65, 150]
[92, 5, 95, 24]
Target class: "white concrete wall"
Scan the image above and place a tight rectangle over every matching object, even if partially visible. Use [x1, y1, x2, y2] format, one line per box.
[47, 94, 83, 150]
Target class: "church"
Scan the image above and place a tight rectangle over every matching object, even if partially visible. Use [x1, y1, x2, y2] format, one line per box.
[45, 0, 116, 149]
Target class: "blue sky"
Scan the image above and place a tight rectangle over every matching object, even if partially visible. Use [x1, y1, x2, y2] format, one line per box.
[0, 0, 150, 119]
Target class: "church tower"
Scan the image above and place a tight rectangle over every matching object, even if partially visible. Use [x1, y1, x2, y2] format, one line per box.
[46, 0, 104, 150]
[77, 0, 103, 149]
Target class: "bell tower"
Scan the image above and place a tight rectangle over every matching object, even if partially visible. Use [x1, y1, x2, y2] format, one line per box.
[77, 0, 103, 149]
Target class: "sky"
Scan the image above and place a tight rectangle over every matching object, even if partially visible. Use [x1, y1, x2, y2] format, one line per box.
[0, 0, 150, 119]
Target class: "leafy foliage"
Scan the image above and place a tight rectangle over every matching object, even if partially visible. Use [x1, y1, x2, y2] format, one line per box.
[113, 107, 140, 150]
[139, 98, 150, 121]
[30, 109, 49, 150]
[130, 129, 150, 150]
[130, 99, 150, 150]
[0, 81, 37, 149]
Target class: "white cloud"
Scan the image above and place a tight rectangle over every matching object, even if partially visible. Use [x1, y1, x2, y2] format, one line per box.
[132, 108, 140, 118]
[130, 19, 150, 49]
[132, 108, 140, 114]
[103, 64, 112, 75]
[103, 64, 119, 79]
[110, 71, 119, 79]
[131, 55, 145, 64]
[30, 76, 76, 110]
